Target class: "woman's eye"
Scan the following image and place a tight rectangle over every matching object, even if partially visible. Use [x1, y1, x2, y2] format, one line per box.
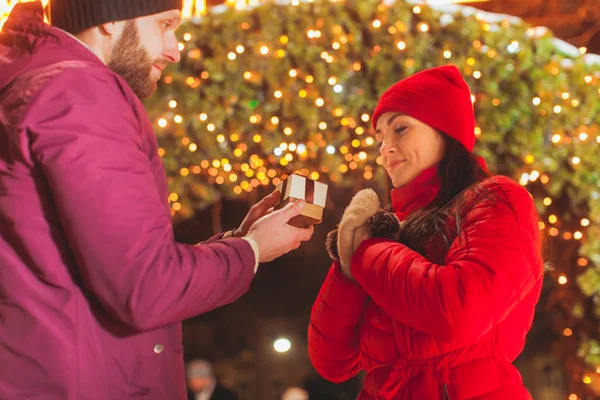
[395, 126, 407, 134]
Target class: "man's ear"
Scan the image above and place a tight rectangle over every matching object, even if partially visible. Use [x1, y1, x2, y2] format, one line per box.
[99, 21, 124, 38]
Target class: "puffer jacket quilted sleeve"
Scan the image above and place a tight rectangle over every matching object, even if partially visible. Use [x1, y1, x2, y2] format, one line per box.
[350, 176, 543, 344]
[308, 261, 369, 382]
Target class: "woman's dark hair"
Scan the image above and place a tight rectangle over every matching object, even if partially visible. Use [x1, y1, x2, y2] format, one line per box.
[384, 134, 490, 258]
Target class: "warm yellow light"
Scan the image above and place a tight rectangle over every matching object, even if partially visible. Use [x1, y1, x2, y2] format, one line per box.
[538, 222, 545, 230]
[543, 197, 552, 206]
[558, 275, 568, 285]
[549, 215, 558, 224]
[532, 97, 541, 106]
[581, 219, 590, 227]
[583, 376, 591, 384]
[551, 134, 561, 143]
[563, 328, 573, 336]
[418, 23, 429, 32]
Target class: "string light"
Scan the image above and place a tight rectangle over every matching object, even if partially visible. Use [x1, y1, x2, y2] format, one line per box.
[564, 328, 573, 336]
[581, 219, 590, 227]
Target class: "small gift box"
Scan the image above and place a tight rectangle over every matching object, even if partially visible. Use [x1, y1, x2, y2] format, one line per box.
[275, 174, 328, 228]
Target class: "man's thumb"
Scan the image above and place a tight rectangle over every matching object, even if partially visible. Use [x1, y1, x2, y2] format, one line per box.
[276, 199, 306, 221]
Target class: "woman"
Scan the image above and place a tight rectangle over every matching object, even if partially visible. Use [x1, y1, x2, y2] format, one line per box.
[308, 65, 544, 399]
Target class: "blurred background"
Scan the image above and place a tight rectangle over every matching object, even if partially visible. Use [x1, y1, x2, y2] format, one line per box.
[2, 0, 599, 399]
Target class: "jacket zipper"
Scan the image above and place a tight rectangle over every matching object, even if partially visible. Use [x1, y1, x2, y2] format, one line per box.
[443, 384, 452, 400]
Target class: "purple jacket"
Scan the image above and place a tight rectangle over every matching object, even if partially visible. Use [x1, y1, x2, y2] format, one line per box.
[0, 3, 256, 399]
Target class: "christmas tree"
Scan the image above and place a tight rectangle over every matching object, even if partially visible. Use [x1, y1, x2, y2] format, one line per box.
[144, 0, 600, 397]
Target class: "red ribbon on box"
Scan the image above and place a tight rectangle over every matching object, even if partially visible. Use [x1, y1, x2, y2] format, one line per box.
[281, 174, 315, 204]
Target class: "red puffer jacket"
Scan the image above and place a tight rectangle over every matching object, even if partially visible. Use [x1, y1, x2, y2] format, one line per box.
[308, 168, 544, 399]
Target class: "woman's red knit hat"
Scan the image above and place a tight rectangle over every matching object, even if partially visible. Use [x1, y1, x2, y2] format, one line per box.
[372, 65, 476, 152]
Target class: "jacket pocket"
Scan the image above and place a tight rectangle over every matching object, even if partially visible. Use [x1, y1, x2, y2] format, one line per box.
[443, 384, 452, 400]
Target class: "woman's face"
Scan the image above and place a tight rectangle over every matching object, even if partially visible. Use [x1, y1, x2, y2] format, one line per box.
[375, 112, 446, 188]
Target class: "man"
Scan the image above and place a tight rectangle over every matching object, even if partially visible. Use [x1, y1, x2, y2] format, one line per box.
[0, 1, 313, 399]
[186, 359, 237, 400]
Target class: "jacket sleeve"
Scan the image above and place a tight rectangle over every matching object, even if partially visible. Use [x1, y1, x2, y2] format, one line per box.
[25, 68, 256, 332]
[350, 178, 544, 343]
[308, 261, 368, 383]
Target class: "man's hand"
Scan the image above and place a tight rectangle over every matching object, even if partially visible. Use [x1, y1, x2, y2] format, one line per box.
[233, 189, 281, 237]
[245, 200, 314, 263]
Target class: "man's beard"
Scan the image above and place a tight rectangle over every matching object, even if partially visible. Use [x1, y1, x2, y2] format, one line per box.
[107, 21, 163, 100]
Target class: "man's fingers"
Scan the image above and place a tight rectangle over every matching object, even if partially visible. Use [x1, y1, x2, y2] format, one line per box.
[301, 225, 314, 241]
[286, 225, 314, 243]
[250, 189, 281, 217]
[262, 189, 281, 206]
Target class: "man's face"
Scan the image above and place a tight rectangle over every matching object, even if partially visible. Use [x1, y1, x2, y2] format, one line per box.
[107, 10, 181, 99]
